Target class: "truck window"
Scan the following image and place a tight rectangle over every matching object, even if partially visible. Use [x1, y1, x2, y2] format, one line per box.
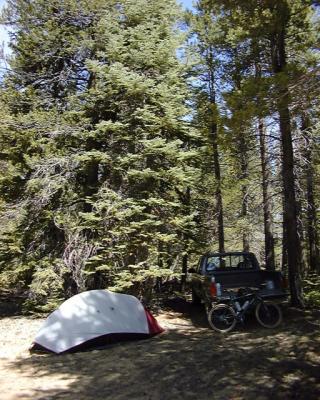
[230, 254, 253, 269]
[206, 256, 220, 271]
[230, 254, 254, 269]
[205, 254, 254, 272]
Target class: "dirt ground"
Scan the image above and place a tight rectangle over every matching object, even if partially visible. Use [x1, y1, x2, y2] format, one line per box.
[0, 299, 319, 400]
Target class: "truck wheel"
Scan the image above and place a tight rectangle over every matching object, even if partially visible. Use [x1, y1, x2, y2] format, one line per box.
[191, 289, 201, 304]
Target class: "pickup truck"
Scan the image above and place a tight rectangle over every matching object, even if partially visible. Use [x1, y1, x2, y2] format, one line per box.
[188, 252, 287, 306]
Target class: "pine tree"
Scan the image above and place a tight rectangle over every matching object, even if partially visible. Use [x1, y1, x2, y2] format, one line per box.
[200, 0, 319, 306]
[0, 0, 201, 308]
[186, 0, 226, 253]
[78, 0, 201, 297]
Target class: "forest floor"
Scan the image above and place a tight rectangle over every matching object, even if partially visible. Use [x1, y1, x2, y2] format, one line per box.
[0, 297, 319, 400]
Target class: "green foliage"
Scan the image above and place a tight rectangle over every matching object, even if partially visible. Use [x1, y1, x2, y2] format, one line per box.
[0, 0, 319, 311]
[0, 0, 203, 308]
[303, 275, 320, 308]
[23, 258, 67, 312]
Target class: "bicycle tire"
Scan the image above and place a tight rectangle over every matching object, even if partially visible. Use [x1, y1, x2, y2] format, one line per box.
[255, 301, 282, 328]
[208, 304, 237, 333]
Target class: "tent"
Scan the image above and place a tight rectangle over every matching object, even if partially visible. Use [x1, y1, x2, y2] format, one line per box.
[31, 290, 164, 354]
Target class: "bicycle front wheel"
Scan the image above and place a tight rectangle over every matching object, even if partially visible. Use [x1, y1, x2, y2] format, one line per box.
[255, 301, 282, 328]
[208, 304, 237, 333]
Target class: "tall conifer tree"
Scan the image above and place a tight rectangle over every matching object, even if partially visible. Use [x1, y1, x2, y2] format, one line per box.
[0, 0, 201, 307]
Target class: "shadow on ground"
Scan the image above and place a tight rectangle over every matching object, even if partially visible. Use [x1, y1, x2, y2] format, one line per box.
[0, 292, 25, 317]
[4, 299, 320, 400]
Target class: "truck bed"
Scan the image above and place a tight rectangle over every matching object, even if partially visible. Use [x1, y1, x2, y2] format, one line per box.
[211, 269, 286, 300]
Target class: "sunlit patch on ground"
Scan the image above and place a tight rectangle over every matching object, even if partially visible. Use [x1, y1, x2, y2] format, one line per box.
[0, 302, 319, 400]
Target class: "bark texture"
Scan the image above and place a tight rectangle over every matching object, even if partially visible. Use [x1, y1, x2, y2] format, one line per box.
[270, 0, 304, 307]
[258, 119, 276, 270]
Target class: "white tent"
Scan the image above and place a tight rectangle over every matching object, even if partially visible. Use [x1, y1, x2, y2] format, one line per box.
[32, 290, 163, 353]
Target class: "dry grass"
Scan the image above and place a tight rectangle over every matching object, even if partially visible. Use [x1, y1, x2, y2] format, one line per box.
[0, 300, 319, 400]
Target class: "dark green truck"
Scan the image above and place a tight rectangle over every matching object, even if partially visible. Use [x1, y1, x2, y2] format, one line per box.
[188, 252, 287, 306]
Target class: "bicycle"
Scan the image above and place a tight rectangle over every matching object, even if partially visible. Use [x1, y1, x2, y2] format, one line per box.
[207, 287, 283, 333]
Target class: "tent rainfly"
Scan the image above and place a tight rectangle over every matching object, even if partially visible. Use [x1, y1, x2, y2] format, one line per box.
[31, 290, 164, 353]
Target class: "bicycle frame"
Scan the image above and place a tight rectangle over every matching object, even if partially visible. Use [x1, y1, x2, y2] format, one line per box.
[217, 290, 263, 323]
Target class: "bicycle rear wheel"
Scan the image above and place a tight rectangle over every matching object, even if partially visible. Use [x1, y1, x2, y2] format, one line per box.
[208, 304, 237, 333]
[255, 301, 282, 328]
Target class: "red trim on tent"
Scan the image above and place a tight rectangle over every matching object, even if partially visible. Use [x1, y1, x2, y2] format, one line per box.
[144, 308, 165, 335]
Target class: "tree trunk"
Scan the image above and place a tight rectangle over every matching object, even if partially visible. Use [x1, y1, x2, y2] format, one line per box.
[279, 99, 303, 306]
[180, 187, 191, 290]
[233, 70, 250, 252]
[181, 253, 188, 291]
[211, 123, 225, 253]
[281, 212, 288, 274]
[296, 194, 308, 276]
[302, 116, 320, 274]
[208, 49, 225, 253]
[239, 138, 250, 252]
[241, 185, 250, 252]
[270, 1, 303, 307]
[258, 119, 276, 269]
